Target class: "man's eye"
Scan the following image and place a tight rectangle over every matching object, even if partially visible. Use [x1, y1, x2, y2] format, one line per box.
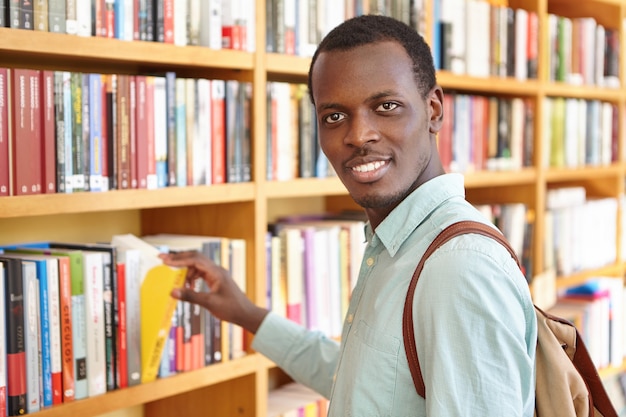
[324, 113, 345, 124]
[377, 102, 398, 112]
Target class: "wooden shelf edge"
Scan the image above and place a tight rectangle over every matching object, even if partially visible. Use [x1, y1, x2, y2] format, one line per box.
[0, 28, 254, 71]
[555, 263, 625, 290]
[0, 183, 256, 218]
[545, 164, 625, 183]
[32, 353, 264, 417]
[463, 168, 537, 188]
[262, 177, 347, 198]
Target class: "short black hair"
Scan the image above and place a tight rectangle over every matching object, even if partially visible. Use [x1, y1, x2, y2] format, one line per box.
[308, 14, 437, 104]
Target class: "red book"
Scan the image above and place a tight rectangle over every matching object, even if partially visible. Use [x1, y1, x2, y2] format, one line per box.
[135, 75, 148, 189]
[211, 80, 225, 184]
[0, 68, 9, 196]
[144, 76, 157, 189]
[1, 256, 27, 416]
[57, 255, 75, 403]
[129, 75, 137, 188]
[163, 0, 173, 44]
[41, 70, 56, 193]
[115, 262, 127, 389]
[11, 68, 41, 195]
[104, 0, 114, 38]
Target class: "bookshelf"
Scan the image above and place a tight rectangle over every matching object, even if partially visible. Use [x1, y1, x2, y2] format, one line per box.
[0, 0, 625, 415]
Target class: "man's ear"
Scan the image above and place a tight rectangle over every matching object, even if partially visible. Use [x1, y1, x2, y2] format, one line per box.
[428, 86, 444, 134]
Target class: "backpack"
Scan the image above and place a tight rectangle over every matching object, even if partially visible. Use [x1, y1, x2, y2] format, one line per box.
[402, 220, 619, 417]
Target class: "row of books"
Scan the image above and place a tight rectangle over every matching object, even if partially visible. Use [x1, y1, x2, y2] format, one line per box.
[266, 82, 334, 181]
[550, 277, 626, 370]
[266, 214, 367, 339]
[265, 0, 423, 57]
[0, 0, 256, 51]
[439, 93, 534, 174]
[0, 233, 246, 416]
[544, 186, 618, 277]
[547, 14, 620, 88]
[0, 67, 252, 197]
[432, 0, 538, 79]
[542, 97, 618, 169]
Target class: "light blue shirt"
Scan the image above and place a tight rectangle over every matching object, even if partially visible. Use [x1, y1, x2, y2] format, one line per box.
[253, 173, 537, 416]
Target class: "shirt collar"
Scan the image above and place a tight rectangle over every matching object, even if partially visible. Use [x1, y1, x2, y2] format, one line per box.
[365, 173, 466, 257]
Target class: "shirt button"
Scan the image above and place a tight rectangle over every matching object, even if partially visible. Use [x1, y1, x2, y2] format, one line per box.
[366, 257, 374, 266]
[347, 314, 354, 323]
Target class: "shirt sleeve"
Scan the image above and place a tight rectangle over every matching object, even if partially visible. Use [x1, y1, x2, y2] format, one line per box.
[252, 312, 341, 399]
[413, 235, 537, 416]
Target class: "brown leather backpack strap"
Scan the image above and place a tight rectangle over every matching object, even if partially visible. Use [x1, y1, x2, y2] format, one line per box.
[403, 220, 520, 398]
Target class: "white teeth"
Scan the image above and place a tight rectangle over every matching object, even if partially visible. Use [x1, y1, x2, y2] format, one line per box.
[353, 160, 386, 173]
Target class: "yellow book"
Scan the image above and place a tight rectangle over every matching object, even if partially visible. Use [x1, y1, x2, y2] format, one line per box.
[140, 264, 186, 383]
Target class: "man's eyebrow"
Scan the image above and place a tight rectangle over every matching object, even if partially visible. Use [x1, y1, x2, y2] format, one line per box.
[317, 90, 398, 112]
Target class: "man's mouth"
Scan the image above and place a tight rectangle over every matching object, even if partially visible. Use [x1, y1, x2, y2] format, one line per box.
[351, 160, 387, 173]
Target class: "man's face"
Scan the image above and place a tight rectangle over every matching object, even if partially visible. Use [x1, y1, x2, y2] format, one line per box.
[311, 41, 443, 219]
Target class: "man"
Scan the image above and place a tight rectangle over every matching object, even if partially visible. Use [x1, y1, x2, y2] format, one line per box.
[161, 14, 537, 416]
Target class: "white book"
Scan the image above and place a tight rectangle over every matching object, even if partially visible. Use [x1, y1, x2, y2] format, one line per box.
[23, 260, 41, 413]
[174, 0, 188, 46]
[195, 78, 212, 185]
[82, 251, 106, 397]
[117, 247, 142, 386]
[153, 76, 168, 188]
[514, 8, 528, 80]
[76, 0, 91, 37]
[199, 0, 223, 50]
[465, 0, 490, 78]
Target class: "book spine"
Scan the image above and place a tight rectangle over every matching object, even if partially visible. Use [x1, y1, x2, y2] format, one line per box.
[83, 252, 106, 397]
[41, 70, 56, 193]
[10, 69, 33, 195]
[33, 0, 46, 30]
[135, 75, 148, 189]
[19, 0, 33, 29]
[115, 262, 127, 388]
[165, 71, 177, 186]
[153, 76, 167, 188]
[3, 257, 27, 416]
[99, 251, 116, 392]
[116, 74, 130, 189]
[88, 74, 103, 192]
[53, 72, 67, 194]
[124, 251, 141, 387]
[46, 258, 63, 405]
[163, 0, 173, 43]
[70, 254, 88, 400]
[211, 79, 225, 184]
[174, 77, 187, 186]
[144, 76, 157, 189]
[70, 72, 85, 192]
[35, 259, 53, 407]
[22, 261, 40, 413]
[129, 76, 138, 188]
[0, 261, 6, 416]
[47, 0, 65, 32]
[65, 0, 77, 34]
[57, 256, 75, 402]
[0, 68, 8, 196]
[81, 74, 91, 192]
[103, 0, 114, 37]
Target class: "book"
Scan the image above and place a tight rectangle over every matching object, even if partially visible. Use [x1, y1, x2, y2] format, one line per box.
[210, 79, 226, 184]
[115, 262, 127, 388]
[153, 75, 168, 188]
[165, 71, 177, 186]
[0, 256, 27, 416]
[21, 259, 40, 413]
[0, 261, 6, 416]
[0, 68, 8, 196]
[41, 70, 56, 194]
[140, 265, 186, 383]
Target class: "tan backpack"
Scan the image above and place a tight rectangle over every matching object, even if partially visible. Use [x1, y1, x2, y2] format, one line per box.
[403, 220, 619, 416]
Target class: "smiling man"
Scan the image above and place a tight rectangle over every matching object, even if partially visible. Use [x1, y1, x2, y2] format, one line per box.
[161, 14, 537, 416]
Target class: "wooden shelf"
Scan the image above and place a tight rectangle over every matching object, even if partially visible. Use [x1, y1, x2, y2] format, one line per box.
[0, 183, 256, 218]
[32, 354, 262, 417]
